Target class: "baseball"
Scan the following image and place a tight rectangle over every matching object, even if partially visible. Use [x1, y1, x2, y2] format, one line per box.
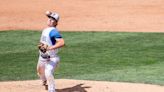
[46, 11, 51, 16]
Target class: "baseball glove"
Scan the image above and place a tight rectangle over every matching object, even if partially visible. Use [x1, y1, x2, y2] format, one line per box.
[38, 42, 48, 53]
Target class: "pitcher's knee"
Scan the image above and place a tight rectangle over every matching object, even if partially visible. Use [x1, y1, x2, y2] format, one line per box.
[45, 69, 53, 77]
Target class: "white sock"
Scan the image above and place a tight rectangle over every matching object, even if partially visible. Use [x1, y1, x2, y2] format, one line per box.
[39, 74, 46, 82]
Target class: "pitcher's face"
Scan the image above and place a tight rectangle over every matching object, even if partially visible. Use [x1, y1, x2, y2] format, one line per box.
[47, 18, 57, 27]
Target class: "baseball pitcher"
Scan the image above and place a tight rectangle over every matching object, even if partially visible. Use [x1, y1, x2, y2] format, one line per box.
[37, 11, 65, 92]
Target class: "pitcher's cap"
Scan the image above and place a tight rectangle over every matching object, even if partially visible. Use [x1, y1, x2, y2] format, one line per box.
[46, 11, 59, 22]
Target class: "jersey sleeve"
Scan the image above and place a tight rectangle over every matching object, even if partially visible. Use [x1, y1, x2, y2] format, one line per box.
[49, 29, 62, 45]
[49, 29, 62, 39]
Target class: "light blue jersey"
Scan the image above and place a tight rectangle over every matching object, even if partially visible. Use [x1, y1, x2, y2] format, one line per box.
[40, 27, 62, 56]
[40, 27, 62, 45]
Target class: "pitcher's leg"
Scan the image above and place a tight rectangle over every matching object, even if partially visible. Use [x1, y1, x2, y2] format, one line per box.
[45, 57, 60, 92]
[37, 57, 47, 85]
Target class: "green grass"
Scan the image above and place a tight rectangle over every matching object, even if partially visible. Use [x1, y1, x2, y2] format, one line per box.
[0, 30, 164, 85]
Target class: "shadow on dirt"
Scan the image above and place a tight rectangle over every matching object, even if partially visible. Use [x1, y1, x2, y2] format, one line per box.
[56, 84, 91, 92]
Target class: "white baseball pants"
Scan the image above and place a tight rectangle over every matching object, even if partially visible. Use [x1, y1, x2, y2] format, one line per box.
[37, 56, 60, 92]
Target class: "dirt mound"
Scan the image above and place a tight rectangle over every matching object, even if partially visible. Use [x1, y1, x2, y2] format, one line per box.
[0, 79, 164, 92]
[0, 0, 164, 32]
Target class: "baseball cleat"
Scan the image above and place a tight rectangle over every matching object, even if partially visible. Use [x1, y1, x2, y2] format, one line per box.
[42, 80, 48, 90]
[42, 80, 47, 86]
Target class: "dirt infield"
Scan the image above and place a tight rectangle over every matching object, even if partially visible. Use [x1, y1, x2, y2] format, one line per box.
[0, 79, 164, 92]
[0, 0, 164, 32]
[1, 0, 164, 92]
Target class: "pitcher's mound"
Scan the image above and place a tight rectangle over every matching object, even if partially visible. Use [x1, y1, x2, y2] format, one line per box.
[0, 79, 164, 92]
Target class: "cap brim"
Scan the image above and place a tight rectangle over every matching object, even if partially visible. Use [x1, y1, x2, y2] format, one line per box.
[47, 15, 58, 22]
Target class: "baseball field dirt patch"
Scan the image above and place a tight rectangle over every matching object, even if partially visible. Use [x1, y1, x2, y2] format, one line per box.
[0, 0, 164, 32]
[0, 79, 164, 92]
[0, 0, 164, 92]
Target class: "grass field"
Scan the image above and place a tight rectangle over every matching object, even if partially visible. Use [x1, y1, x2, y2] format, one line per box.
[0, 30, 164, 85]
